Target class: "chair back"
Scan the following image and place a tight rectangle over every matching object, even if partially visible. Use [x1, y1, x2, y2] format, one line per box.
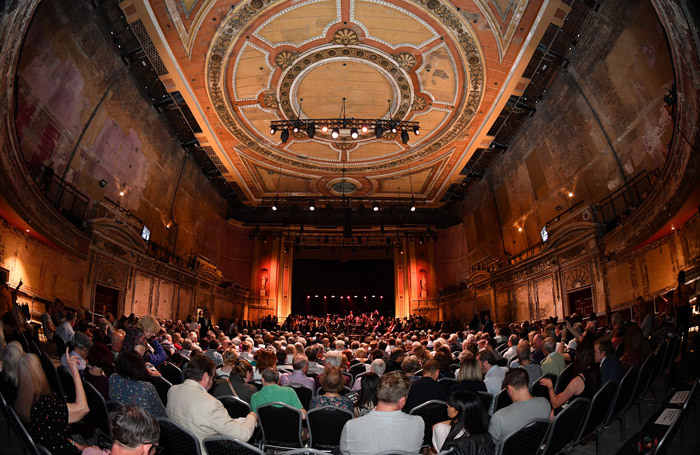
[555, 363, 575, 395]
[349, 363, 368, 378]
[160, 362, 184, 385]
[307, 405, 354, 450]
[284, 450, 339, 454]
[438, 377, 457, 386]
[499, 418, 550, 455]
[288, 384, 314, 410]
[495, 388, 512, 412]
[29, 340, 42, 356]
[477, 391, 494, 414]
[650, 341, 667, 383]
[257, 402, 304, 449]
[409, 399, 448, 447]
[150, 375, 172, 406]
[530, 375, 551, 400]
[156, 417, 202, 455]
[57, 365, 76, 402]
[661, 336, 677, 373]
[83, 380, 111, 436]
[250, 379, 263, 390]
[632, 354, 655, 402]
[579, 380, 618, 441]
[40, 352, 65, 401]
[608, 366, 639, 423]
[539, 397, 590, 455]
[219, 395, 252, 419]
[202, 436, 265, 455]
[3, 401, 43, 455]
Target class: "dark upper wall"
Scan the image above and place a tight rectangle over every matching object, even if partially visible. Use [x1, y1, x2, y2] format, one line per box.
[13, 0, 250, 284]
[444, 0, 675, 269]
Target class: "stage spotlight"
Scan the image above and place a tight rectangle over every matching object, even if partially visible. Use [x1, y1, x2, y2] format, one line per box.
[309, 201, 315, 211]
[307, 123, 316, 138]
[292, 122, 300, 133]
[401, 130, 409, 144]
[413, 126, 420, 135]
[410, 196, 416, 212]
[374, 125, 384, 138]
[390, 122, 397, 134]
[350, 128, 359, 139]
[270, 125, 277, 135]
[272, 197, 278, 211]
[361, 125, 369, 133]
[373, 203, 379, 212]
[331, 128, 340, 139]
[280, 129, 290, 143]
[321, 124, 329, 133]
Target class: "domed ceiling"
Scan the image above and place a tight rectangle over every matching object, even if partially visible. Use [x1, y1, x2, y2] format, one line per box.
[122, 0, 568, 206]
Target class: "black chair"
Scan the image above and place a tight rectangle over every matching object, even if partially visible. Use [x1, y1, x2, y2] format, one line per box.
[342, 371, 353, 384]
[106, 400, 122, 413]
[477, 391, 494, 414]
[555, 363, 575, 395]
[284, 449, 337, 454]
[576, 380, 618, 455]
[631, 353, 655, 425]
[156, 417, 202, 455]
[219, 395, 252, 419]
[57, 365, 76, 402]
[287, 384, 314, 410]
[499, 418, 550, 455]
[307, 405, 354, 451]
[438, 377, 457, 387]
[160, 362, 184, 385]
[409, 400, 448, 448]
[349, 363, 368, 378]
[648, 341, 667, 398]
[530, 375, 551, 400]
[82, 380, 112, 441]
[605, 366, 639, 439]
[150, 375, 172, 406]
[3, 400, 44, 455]
[29, 340, 42, 356]
[55, 336, 67, 356]
[251, 379, 263, 390]
[539, 397, 589, 455]
[495, 388, 512, 412]
[40, 352, 65, 401]
[202, 436, 265, 455]
[257, 402, 304, 450]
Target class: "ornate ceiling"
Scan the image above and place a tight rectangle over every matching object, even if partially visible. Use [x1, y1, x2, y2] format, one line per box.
[121, 0, 570, 207]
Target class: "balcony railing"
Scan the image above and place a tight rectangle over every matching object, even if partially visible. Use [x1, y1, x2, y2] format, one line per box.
[29, 164, 89, 228]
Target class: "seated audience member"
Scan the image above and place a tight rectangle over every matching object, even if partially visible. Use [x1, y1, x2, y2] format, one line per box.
[253, 348, 277, 381]
[404, 359, 448, 413]
[0, 341, 23, 406]
[60, 331, 92, 372]
[608, 312, 626, 349]
[477, 348, 506, 414]
[503, 334, 519, 362]
[215, 348, 237, 378]
[513, 341, 542, 390]
[400, 354, 422, 380]
[432, 390, 493, 453]
[340, 371, 424, 455]
[166, 355, 257, 450]
[539, 340, 600, 411]
[595, 337, 624, 385]
[14, 351, 97, 454]
[489, 369, 551, 453]
[620, 325, 650, 371]
[211, 358, 257, 404]
[310, 366, 354, 412]
[109, 350, 166, 417]
[54, 310, 76, 346]
[531, 334, 545, 364]
[121, 315, 167, 367]
[314, 350, 350, 390]
[385, 347, 405, 372]
[107, 404, 160, 455]
[540, 337, 565, 378]
[41, 301, 56, 342]
[351, 347, 369, 365]
[353, 372, 380, 417]
[240, 341, 255, 363]
[450, 356, 487, 395]
[280, 354, 315, 389]
[351, 358, 385, 390]
[204, 339, 224, 366]
[111, 330, 125, 360]
[251, 367, 306, 417]
[84, 343, 114, 400]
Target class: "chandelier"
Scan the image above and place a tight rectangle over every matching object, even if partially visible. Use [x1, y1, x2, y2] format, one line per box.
[270, 98, 420, 144]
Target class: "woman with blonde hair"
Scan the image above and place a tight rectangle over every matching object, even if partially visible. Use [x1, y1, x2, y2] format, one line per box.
[15, 350, 95, 454]
[121, 314, 167, 367]
[0, 341, 23, 406]
[449, 356, 486, 395]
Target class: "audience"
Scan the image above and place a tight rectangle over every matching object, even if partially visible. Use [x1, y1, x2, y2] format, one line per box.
[450, 356, 486, 395]
[109, 350, 166, 418]
[60, 331, 92, 372]
[84, 342, 114, 400]
[432, 390, 493, 453]
[353, 372, 380, 417]
[0, 341, 23, 406]
[595, 337, 624, 385]
[280, 354, 315, 389]
[310, 366, 354, 412]
[403, 359, 448, 413]
[540, 336, 565, 378]
[477, 349, 506, 414]
[539, 340, 600, 411]
[250, 367, 306, 418]
[107, 404, 160, 455]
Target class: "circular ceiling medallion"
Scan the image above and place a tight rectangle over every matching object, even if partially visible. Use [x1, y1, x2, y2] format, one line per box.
[329, 179, 360, 195]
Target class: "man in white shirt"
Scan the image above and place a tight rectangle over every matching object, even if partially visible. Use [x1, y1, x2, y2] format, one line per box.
[477, 348, 506, 414]
[60, 331, 92, 371]
[503, 334, 519, 363]
[55, 310, 76, 345]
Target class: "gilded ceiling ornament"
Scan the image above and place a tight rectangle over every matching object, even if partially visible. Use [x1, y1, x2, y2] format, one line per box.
[275, 51, 299, 69]
[335, 142, 353, 150]
[263, 93, 278, 109]
[333, 28, 361, 46]
[394, 52, 416, 70]
[412, 96, 427, 111]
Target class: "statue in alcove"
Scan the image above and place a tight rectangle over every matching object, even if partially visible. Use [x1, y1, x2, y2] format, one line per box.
[260, 272, 268, 297]
[420, 272, 428, 298]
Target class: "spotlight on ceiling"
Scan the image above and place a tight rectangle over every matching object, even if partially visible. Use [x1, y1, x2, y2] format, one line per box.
[413, 126, 420, 136]
[272, 197, 278, 211]
[401, 130, 410, 144]
[307, 123, 316, 139]
[361, 125, 369, 133]
[410, 196, 416, 212]
[292, 122, 300, 134]
[390, 122, 398, 134]
[280, 129, 290, 143]
[373, 203, 379, 212]
[331, 128, 340, 139]
[321, 124, 329, 133]
[350, 128, 359, 139]
[270, 126, 277, 135]
[309, 201, 315, 211]
[375, 125, 384, 139]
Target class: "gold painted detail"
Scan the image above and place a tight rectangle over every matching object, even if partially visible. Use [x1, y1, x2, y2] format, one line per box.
[394, 52, 416, 70]
[275, 51, 299, 69]
[412, 96, 427, 111]
[335, 141, 353, 151]
[263, 93, 279, 109]
[333, 28, 361, 45]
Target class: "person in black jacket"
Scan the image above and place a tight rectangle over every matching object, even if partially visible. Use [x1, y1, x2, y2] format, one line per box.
[403, 359, 448, 413]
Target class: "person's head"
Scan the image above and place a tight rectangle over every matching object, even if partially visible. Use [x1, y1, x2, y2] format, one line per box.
[2, 341, 24, 385]
[261, 367, 280, 386]
[594, 338, 614, 363]
[115, 351, 150, 382]
[376, 371, 411, 407]
[574, 339, 596, 375]
[502, 368, 530, 398]
[324, 350, 343, 368]
[422, 359, 441, 380]
[354, 347, 367, 360]
[445, 390, 488, 443]
[255, 349, 277, 373]
[222, 348, 238, 366]
[231, 359, 254, 381]
[476, 348, 497, 374]
[370, 358, 386, 375]
[208, 340, 220, 351]
[111, 331, 125, 352]
[516, 340, 531, 364]
[87, 343, 114, 370]
[542, 337, 555, 356]
[14, 353, 51, 423]
[136, 315, 161, 338]
[401, 355, 421, 375]
[508, 334, 519, 347]
[320, 366, 345, 393]
[389, 347, 404, 363]
[72, 331, 93, 358]
[355, 372, 380, 409]
[185, 355, 216, 390]
[109, 404, 160, 455]
[456, 357, 482, 382]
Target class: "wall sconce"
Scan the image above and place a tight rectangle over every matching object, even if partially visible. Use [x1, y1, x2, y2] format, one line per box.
[99, 179, 107, 188]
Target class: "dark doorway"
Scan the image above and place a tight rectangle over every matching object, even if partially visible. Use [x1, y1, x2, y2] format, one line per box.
[94, 284, 119, 320]
[567, 287, 593, 316]
[292, 259, 394, 317]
